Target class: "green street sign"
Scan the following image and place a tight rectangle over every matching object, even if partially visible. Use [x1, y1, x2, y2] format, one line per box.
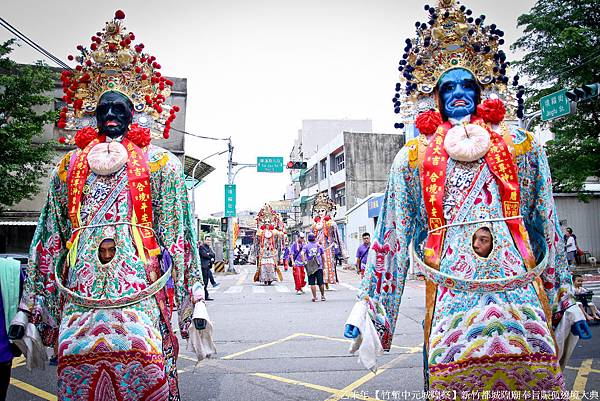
[540, 89, 572, 121]
[257, 156, 284, 173]
[224, 184, 236, 217]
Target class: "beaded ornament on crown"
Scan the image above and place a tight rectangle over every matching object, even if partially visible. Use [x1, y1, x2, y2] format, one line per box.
[392, 0, 524, 131]
[58, 10, 180, 145]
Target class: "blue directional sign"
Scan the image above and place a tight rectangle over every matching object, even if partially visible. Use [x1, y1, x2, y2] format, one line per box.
[257, 157, 284, 173]
[540, 89, 571, 121]
[224, 184, 236, 217]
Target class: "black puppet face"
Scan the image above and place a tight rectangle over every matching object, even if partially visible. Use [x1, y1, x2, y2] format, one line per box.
[96, 91, 134, 138]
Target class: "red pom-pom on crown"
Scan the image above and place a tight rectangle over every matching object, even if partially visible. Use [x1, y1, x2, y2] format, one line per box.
[115, 10, 126, 20]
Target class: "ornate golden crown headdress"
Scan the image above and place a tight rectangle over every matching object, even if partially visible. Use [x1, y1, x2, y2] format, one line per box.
[392, 0, 523, 128]
[58, 10, 179, 142]
[312, 192, 336, 214]
[256, 204, 282, 228]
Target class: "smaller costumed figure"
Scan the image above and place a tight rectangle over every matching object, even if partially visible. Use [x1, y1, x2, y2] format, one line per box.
[253, 204, 284, 285]
[311, 193, 347, 286]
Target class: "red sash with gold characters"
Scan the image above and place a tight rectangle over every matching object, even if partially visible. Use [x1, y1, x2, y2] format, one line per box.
[422, 117, 536, 269]
[122, 137, 161, 257]
[66, 136, 160, 259]
[67, 136, 102, 237]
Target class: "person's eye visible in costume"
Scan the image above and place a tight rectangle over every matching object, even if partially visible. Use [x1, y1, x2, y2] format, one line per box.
[472, 227, 493, 258]
[98, 238, 117, 264]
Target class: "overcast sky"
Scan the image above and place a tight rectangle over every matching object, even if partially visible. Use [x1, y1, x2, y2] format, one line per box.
[2, 0, 535, 217]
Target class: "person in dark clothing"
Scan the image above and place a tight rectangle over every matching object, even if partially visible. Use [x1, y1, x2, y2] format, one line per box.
[0, 257, 24, 401]
[199, 236, 216, 301]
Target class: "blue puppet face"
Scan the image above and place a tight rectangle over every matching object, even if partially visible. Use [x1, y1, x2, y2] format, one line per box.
[438, 68, 479, 119]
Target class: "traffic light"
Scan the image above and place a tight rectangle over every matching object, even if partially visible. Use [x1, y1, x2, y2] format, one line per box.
[565, 83, 600, 102]
[220, 217, 228, 232]
[286, 161, 307, 169]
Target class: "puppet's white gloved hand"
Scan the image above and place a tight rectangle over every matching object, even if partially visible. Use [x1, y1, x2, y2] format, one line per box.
[10, 311, 47, 370]
[187, 302, 217, 365]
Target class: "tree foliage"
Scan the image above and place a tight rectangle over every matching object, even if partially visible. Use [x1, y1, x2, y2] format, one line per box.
[0, 39, 57, 209]
[512, 0, 600, 194]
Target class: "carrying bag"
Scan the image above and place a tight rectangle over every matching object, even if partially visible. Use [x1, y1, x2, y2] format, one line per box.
[305, 257, 320, 276]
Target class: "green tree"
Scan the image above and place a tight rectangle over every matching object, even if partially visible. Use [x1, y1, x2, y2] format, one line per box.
[512, 0, 600, 194]
[0, 39, 57, 209]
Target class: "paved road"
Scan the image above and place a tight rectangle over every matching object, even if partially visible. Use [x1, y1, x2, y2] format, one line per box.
[7, 266, 600, 400]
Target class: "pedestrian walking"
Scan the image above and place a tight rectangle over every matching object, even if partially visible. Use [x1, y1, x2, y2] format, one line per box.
[288, 233, 307, 294]
[355, 233, 371, 277]
[302, 233, 326, 302]
[199, 236, 216, 300]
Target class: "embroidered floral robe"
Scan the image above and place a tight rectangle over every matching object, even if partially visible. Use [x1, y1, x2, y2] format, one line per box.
[253, 228, 280, 283]
[20, 144, 204, 401]
[312, 220, 346, 285]
[359, 125, 575, 397]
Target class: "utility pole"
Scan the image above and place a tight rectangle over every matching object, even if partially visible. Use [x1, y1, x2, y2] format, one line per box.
[226, 138, 236, 273]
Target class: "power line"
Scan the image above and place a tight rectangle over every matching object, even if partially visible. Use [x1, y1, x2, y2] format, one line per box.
[170, 127, 230, 141]
[553, 50, 600, 79]
[0, 17, 71, 70]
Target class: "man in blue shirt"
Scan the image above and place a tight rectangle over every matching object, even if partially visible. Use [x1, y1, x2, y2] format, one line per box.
[355, 233, 370, 278]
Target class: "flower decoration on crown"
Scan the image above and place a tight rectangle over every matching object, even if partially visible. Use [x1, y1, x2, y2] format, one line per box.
[312, 192, 336, 215]
[392, 0, 524, 130]
[57, 10, 180, 145]
[256, 204, 282, 229]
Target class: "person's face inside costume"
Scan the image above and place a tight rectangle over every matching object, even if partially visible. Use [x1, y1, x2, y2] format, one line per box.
[362, 234, 371, 245]
[98, 238, 117, 264]
[438, 68, 479, 119]
[96, 91, 134, 138]
[472, 227, 493, 258]
[316, 208, 327, 219]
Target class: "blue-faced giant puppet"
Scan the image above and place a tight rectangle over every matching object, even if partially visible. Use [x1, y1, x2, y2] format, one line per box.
[343, 0, 590, 396]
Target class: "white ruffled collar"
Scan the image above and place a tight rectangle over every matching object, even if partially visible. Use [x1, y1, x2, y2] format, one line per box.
[448, 114, 472, 127]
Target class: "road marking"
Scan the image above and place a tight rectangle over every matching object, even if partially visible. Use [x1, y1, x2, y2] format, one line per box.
[221, 333, 303, 360]
[251, 373, 379, 401]
[571, 358, 592, 396]
[224, 285, 243, 294]
[10, 378, 57, 401]
[11, 356, 25, 369]
[253, 286, 266, 293]
[296, 332, 422, 352]
[324, 352, 414, 401]
[566, 365, 600, 374]
[275, 285, 290, 293]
